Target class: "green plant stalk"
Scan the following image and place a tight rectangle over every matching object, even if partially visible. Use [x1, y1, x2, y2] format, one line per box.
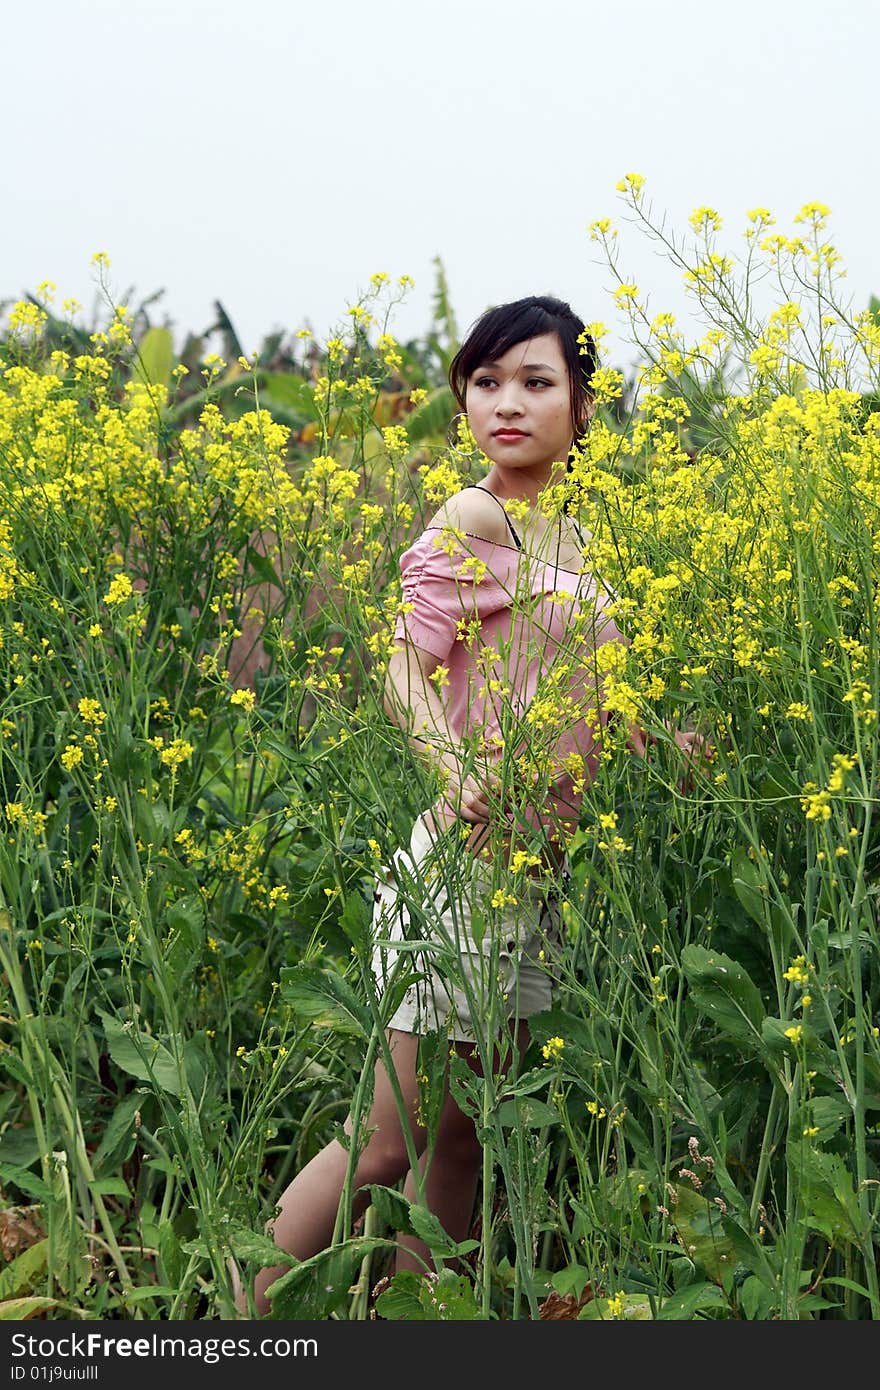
[347, 1202, 378, 1321]
[0, 917, 135, 1295]
[748, 1080, 783, 1230]
[845, 798, 879, 1315]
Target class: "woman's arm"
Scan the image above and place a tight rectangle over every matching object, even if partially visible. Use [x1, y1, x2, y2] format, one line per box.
[383, 640, 500, 824]
[622, 716, 715, 791]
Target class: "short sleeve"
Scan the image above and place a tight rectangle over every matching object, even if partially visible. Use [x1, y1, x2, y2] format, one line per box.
[392, 532, 484, 661]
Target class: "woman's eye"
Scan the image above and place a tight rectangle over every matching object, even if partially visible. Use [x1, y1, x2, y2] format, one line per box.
[473, 376, 496, 388]
[527, 378, 551, 389]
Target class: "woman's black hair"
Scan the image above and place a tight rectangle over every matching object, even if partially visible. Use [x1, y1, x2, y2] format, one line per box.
[448, 294, 599, 444]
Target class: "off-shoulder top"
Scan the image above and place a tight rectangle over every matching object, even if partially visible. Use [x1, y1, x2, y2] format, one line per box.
[390, 501, 624, 846]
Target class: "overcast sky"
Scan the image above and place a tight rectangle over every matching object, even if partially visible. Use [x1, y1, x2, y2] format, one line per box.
[5, 0, 877, 370]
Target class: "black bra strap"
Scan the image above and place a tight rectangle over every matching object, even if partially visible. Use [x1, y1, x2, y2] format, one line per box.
[462, 484, 522, 549]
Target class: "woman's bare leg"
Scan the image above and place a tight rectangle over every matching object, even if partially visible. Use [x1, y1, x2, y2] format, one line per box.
[394, 1021, 530, 1274]
[393, 1086, 481, 1273]
[236, 1029, 427, 1316]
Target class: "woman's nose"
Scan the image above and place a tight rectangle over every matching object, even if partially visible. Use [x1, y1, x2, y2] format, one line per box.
[495, 384, 524, 416]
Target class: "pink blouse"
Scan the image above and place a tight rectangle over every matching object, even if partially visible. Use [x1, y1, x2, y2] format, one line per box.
[391, 527, 625, 846]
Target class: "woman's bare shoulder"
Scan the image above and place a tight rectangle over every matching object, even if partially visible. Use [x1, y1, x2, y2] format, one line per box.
[425, 486, 508, 544]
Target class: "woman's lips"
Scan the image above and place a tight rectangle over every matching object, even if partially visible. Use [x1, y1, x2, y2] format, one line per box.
[493, 430, 527, 440]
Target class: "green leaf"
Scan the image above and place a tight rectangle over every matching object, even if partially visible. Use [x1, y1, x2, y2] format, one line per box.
[0, 1165, 50, 1202]
[416, 1030, 448, 1149]
[802, 1151, 865, 1242]
[550, 1264, 591, 1300]
[108, 723, 138, 777]
[495, 1097, 559, 1128]
[92, 1091, 144, 1176]
[0, 1297, 60, 1320]
[98, 1009, 184, 1096]
[668, 1184, 737, 1283]
[0, 1052, 31, 1088]
[658, 1281, 727, 1319]
[681, 944, 766, 1046]
[119, 1286, 179, 1303]
[164, 892, 206, 983]
[158, 1221, 186, 1288]
[730, 847, 766, 925]
[407, 1205, 457, 1255]
[0, 1239, 48, 1299]
[268, 1237, 392, 1319]
[245, 546, 283, 590]
[339, 891, 371, 954]
[374, 1267, 480, 1320]
[226, 1226, 298, 1268]
[720, 1216, 776, 1286]
[821, 1275, 873, 1298]
[166, 892, 205, 938]
[279, 963, 371, 1038]
[256, 372, 318, 419]
[132, 327, 174, 389]
[797, 1294, 841, 1313]
[373, 1269, 429, 1320]
[405, 387, 457, 443]
[88, 1178, 130, 1199]
[740, 1274, 777, 1320]
[365, 1185, 416, 1239]
[806, 1095, 851, 1141]
[133, 795, 172, 850]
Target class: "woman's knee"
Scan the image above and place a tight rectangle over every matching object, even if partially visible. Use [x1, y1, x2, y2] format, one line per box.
[354, 1134, 417, 1187]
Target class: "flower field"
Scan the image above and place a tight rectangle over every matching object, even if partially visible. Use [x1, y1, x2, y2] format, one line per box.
[1, 188, 879, 1320]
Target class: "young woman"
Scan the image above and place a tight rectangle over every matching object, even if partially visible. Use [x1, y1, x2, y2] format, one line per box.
[233, 294, 703, 1316]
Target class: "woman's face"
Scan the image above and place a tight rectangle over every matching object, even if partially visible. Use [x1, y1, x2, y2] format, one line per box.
[464, 332, 575, 473]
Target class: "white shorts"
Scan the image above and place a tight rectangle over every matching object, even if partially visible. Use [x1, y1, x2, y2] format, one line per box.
[369, 811, 569, 1044]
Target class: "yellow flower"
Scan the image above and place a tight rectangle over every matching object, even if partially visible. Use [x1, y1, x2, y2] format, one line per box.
[103, 573, 134, 606]
[800, 785, 831, 822]
[782, 955, 813, 987]
[159, 739, 194, 771]
[606, 1292, 626, 1318]
[688, 206, 722, 233]
[785, 702, 812, 721]
[794, 201, 831, 227]
[613, 283, 639, 305]
[784, 1025, 803, 1045]
[491, 889, 517, 909]
[429, 665, 450, 690]
[78, 698, 107, 727]
[541, 1036, 565, 1061]
[615, 171, 646, 196]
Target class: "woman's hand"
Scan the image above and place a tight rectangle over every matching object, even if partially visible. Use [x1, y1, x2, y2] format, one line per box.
[672, 727, 716, 793]
[437, 755, 505, 824]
